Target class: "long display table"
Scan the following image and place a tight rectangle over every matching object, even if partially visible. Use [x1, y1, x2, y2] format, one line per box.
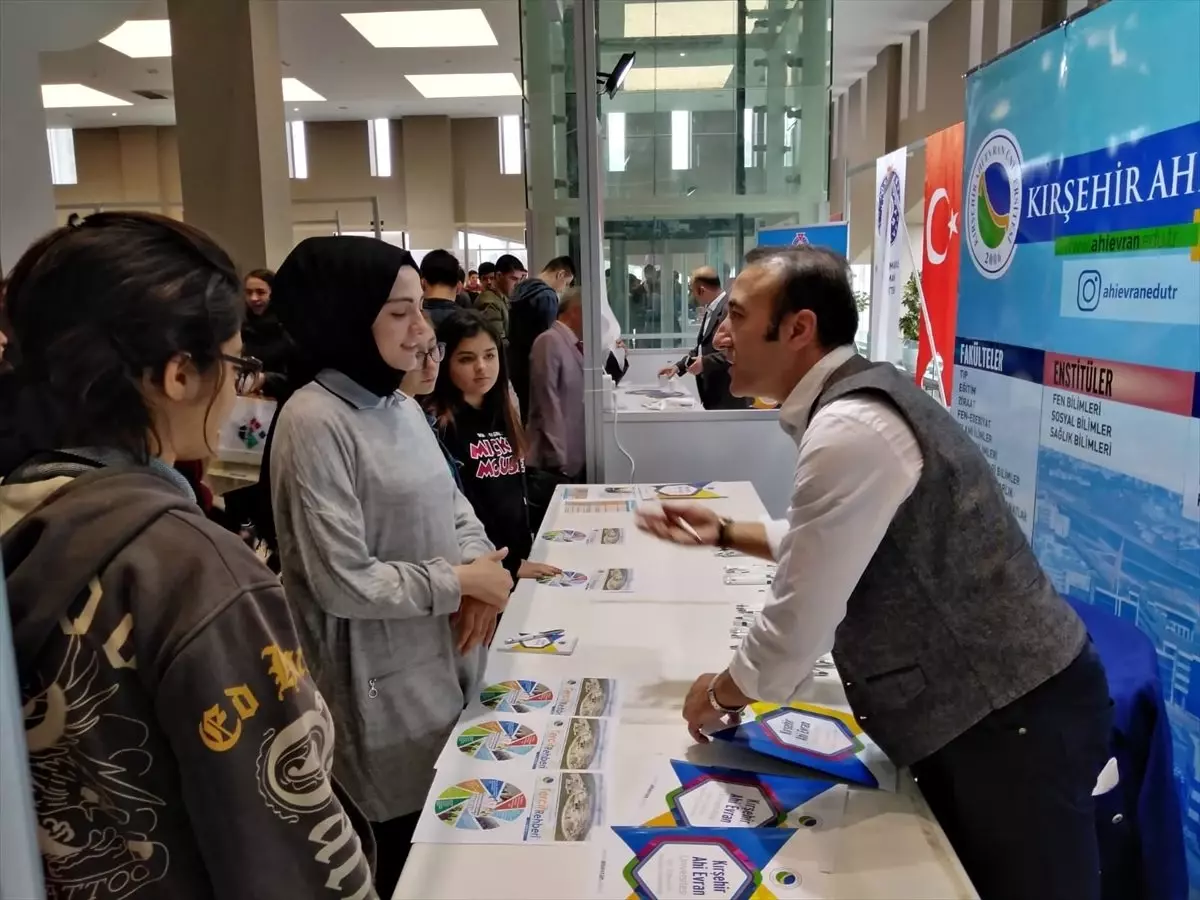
[393, 481, 977, 899]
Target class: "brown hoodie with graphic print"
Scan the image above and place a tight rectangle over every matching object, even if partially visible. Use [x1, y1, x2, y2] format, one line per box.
[1, 462, 377, 900]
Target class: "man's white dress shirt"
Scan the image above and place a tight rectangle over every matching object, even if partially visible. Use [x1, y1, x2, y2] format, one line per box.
[727, 345, 927, 704]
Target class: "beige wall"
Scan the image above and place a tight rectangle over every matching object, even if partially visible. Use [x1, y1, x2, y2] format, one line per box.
[831, 0, 1082, 259]
[53, 117, 527, 252]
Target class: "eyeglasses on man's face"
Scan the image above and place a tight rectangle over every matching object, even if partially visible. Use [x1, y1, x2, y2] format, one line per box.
[219, 353, 264, 393]
[416, 342, 446, 367]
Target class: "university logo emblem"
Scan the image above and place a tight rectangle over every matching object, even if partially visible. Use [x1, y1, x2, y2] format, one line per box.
[966, 128, 1023, 279]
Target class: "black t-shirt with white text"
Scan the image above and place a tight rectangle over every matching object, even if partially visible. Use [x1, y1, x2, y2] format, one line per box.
[438, 403, 531, 579]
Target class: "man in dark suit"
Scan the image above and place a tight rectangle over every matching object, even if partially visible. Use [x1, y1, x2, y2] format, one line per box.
[659, 266, 751, 409]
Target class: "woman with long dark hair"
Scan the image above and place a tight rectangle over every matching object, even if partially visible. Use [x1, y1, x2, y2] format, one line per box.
[0, 213, 373, 898]
[240, 267, 293, 399]
[427, 310, 560, 584]
[264, 237, 513, 897]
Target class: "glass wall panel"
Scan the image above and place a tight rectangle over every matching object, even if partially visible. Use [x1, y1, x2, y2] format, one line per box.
[522, 0, 832, 348]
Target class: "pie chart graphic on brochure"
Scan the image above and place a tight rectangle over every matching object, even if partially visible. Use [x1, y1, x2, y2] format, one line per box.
[434, 779, 528, 830]
[479, 679, 555, 713]
[455, 720, 540, 761]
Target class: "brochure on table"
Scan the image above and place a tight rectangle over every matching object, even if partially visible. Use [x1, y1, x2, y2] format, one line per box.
[463, 676, 621, 719]
[627, 759, 847, 834]
[592, 826, 833, 899]
[954, 0, 1198, 886]
[438, 712, 613, 772]
[713, 701, 897, 791]
[414, 769, 606, 845]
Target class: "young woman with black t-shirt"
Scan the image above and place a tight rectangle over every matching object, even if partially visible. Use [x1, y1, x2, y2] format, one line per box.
[429, 310, 561, 585]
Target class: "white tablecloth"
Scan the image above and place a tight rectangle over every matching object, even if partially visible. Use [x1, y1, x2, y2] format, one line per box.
[393, 481, 977, 899]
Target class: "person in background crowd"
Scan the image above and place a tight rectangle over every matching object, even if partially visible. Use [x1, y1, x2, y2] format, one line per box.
[477, 260, 497, 293]
[419, 249, 464, 329]
[507, 256, 576, 420]
[263, 236, 512, 898]
[428, 310, 562, 586]
[527, 286, 586, 481]
[474, 253, 526, 343]
[455, 265, 474, 309]
[659, 266, 749, 410]
[240, 268, 293, 399]
[466, 268, 482, 297]
[399, 325, 461, 491]
[0, 212, 374, 899]
[637, 246, 1111, 900]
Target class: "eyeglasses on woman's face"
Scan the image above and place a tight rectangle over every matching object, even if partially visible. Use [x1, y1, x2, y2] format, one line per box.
[219, 353, 264, 393]
[416, 342, 446, 367]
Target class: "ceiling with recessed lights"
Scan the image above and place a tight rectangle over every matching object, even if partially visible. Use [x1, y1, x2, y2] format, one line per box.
[36, 0, 951, 129]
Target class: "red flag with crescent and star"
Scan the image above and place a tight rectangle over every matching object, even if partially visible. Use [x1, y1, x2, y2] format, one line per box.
[917, 121, 964, 401]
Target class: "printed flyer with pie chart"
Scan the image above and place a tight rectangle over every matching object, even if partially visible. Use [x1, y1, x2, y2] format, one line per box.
[436, 712, 615, 773]
[592, 825, 834, 899]
[463, 676, 622, 720]
[622, 759, 847, 836]
[413, 769, 607, 845]
[713, 701, 897, 791]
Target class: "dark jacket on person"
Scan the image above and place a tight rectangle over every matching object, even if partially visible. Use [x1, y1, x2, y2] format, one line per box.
[675, 292, 751, 410]
[474, 288, 510, 343]
[507, 277, 561, 419]
[0, 454, 375, 900]
[436, 403, 530, 584]
[423, 296, 460, 330]
[241, 307, 294, 400]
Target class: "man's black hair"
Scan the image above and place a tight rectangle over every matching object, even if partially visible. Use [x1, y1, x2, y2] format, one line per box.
[744, 246, 858, 347]
[478, 261, 496, 277]
[468, 268, 478, 277]
[420, 249, 462, 290]
[495, 253, 527, 275]
[542, 256, 575, 278]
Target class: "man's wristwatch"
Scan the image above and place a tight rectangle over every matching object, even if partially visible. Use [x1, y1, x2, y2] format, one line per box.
[715, 517, 735, 550]
[707, 673, 745, 716]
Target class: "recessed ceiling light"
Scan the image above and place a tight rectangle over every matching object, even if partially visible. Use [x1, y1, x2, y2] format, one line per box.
[342, 9, 497, 48]
[405, 72, 521, 99]
[41, 84, 133, 108]
[623, 65, 733, 91]
[99, 19, 171, 58]
[282, 78, 325, 102]
[625, 0, 766, 38]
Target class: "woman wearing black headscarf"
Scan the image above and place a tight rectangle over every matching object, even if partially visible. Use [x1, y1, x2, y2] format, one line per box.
[265, 236, 513, 895]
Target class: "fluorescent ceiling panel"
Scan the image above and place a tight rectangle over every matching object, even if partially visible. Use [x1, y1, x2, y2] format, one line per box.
[623, 65, 733, 91]
[282, 78, 326, 102]
[625, 0, 766, 38]
[405, 72, 522, 99]
[41, 84, 132, 108]
[342, 9, 497, 48]
[99, 19, 172, 57]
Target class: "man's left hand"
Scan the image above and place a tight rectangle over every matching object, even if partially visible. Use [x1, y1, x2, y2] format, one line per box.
[682, 671, 747, 743]
[686, 356, 704, 376]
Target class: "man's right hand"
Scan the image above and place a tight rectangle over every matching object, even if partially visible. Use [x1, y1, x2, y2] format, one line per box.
[657, 364, 678, 378]
[635, 502, 721, 546]
[455, 549, 512, 608]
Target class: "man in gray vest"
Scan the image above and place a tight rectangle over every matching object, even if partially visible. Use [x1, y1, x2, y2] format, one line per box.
[636, 246, 1111, 900]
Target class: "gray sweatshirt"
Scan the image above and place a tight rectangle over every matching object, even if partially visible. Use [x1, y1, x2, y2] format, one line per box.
[270, 370, 493, 822]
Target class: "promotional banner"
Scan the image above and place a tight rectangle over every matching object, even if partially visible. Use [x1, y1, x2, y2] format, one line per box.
[955, 1, 1197, 893]
[870, 148, 907, 364]
[754, 222, 849, 257]
[917, 122, 964, 401]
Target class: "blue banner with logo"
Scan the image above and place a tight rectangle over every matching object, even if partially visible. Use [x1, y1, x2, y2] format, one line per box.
[755, 222, 849, 257]
[955, 1, 1196, 895]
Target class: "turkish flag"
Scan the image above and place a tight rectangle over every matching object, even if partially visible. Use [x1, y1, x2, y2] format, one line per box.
[917, 122, 964, 402]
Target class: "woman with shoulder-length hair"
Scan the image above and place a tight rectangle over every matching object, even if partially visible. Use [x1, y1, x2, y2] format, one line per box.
[427, 309, 560, 585]
[0, 212, 374, 898]
[264, 237, 513, 897]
